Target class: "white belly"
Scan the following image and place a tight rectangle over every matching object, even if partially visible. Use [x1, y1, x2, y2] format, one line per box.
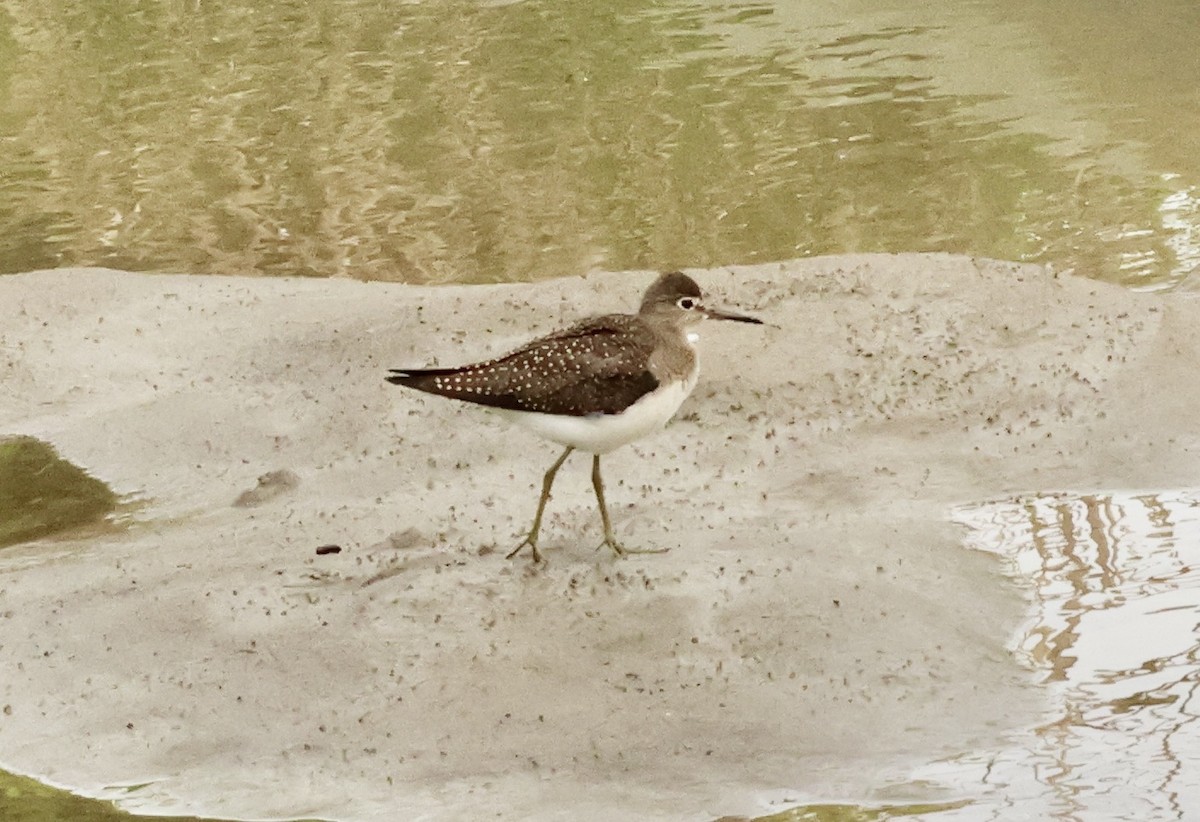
[497, 368, 699, 455]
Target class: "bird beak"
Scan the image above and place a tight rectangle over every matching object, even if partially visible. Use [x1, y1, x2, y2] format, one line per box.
[702, 304, 763, 325]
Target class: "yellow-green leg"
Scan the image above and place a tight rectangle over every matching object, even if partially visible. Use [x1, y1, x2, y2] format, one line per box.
[591, 454, 668, 558]
[507, 446, 574, 563]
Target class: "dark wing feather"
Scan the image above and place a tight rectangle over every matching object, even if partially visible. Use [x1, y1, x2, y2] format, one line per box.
[387, 315, 659, 416]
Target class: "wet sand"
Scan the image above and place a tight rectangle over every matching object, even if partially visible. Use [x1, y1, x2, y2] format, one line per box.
[1, 255, 1197, 820]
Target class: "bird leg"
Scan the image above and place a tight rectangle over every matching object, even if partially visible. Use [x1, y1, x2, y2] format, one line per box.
[591, 454, 668, 558]
[508, 446, 574, 562]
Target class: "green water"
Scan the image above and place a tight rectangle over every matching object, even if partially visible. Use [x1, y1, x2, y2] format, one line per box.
[753, 800, 971, 821]
[0, 768, 275, 822]
[0, 0, 1197, 286]
[0, 437, 117, 549]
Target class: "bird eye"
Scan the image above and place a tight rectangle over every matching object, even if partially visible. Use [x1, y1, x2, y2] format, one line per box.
[677, 297, 698, 310]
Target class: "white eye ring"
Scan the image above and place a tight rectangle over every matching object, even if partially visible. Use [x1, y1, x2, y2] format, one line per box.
[677, 297, 698, 310]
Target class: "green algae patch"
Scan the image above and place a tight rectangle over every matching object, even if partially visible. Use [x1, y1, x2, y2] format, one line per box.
[0, 766, 322, 821]
[749, 799, 972, 821]
[0, 436, 118, 548]
[0, 768, 146, 822]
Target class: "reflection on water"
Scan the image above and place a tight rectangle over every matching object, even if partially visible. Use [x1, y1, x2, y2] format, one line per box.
[934, 491, 1200, 820]
[0, 0, 1198, 285]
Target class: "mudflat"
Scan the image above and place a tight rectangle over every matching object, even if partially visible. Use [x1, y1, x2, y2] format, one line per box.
[1, 255, 1195, 820]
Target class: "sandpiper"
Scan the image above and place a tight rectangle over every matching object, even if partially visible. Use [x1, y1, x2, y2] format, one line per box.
[386, 271, 761, 562]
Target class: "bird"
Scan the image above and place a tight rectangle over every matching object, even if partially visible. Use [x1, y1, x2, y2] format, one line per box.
[386, 271, 762, 562]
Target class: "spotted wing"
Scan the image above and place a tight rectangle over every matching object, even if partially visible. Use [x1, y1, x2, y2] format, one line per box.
[387, 315, 659, 416]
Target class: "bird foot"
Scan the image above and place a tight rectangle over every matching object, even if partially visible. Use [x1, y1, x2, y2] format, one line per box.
[506, 536, 544, 563]
[506, 533, 669, 562]
[599, 537, 669, 559]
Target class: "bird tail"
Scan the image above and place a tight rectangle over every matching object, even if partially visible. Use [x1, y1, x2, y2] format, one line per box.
[386, 367, 457, 389]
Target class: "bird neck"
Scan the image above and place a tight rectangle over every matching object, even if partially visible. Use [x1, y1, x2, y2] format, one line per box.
[644, 318, 699, 383]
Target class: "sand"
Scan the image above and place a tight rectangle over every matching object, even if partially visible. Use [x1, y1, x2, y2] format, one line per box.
[1, 254, 1197, 820]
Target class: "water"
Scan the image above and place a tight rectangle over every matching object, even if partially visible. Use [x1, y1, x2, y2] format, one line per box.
[937, 491, 1200, 820]
[0, 0, 1198, 286]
